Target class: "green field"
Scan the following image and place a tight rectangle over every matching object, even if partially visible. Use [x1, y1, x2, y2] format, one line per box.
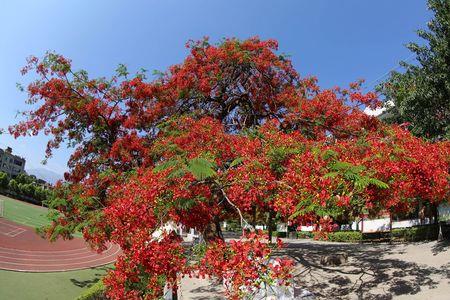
[0, 195, 110, 299]
[0, 194, 82, 237]
[0, 266, 111, 300]
[0, 194, 49, 228]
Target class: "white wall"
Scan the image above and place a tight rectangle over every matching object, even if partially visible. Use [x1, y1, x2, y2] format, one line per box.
[298, 217, 434, 233]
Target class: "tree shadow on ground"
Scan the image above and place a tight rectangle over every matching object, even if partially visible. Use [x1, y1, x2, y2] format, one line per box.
[431, 239, 450, 256]
[70, 277, 100, 288]
[276, 241, 449, 299]
[189, 282, 224, 300]
[70, 266, 112, 288]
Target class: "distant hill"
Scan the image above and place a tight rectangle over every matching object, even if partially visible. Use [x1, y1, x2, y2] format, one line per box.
[26, 168, 63, 185]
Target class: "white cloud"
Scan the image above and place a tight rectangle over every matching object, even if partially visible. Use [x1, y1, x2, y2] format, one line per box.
[363, 106, 386, 117]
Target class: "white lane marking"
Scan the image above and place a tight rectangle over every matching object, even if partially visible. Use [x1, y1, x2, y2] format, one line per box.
[0, 250, 117, 261]
[0, 221, 21, 229]
[0, 244, 115, 256]
[5, 228, 22, 234]
[0, 247, 121, 267]
[0, 221, 23, 236]
[0, 228, 19, 236]
[0, 245, 96, 253]
[7, 228, 25, 237]
[0, 228, 23, 237]
[0, 251, 115, 262]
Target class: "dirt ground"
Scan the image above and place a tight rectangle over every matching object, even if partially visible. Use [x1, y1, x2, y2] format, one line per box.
[181, 239, 450, 299]
[281, 239, 450, 299]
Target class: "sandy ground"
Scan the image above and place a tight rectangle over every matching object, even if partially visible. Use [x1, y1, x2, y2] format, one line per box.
[180, 276, 225, 300]
[180, 239, 450, 299]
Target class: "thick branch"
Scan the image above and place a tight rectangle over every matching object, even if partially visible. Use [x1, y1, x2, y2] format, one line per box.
[220, 188, 253, 230]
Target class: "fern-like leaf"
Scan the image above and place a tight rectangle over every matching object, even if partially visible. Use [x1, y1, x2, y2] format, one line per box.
[229, 157, 244, 168]
[187, 158, 217, 180]
[153, 159, 179, 173]
[368, 178, 389, 189]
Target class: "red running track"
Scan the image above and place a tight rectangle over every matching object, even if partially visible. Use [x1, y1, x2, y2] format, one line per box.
[0, 218, 120, 272]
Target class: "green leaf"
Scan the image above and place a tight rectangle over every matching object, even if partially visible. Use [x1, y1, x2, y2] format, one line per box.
[116, 63, 129, 77]
[153, 159, 179, 173]
[331, 161, 366, 173]
[323, 171, 339, 179]
[167, 168, 187, 178]
[229, 157, 244, 168]
[186, 158, 217, 180]
[368, 178, 389, 189]
[175, 198, 198, 211]
[322, 149, 338, 160]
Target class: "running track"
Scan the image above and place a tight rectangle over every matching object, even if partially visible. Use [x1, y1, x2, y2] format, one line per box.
[0, 218, 120, 272]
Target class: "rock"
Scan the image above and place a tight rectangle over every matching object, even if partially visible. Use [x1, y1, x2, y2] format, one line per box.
[294, 287, 316, 299]
[320, 253, 348, 266]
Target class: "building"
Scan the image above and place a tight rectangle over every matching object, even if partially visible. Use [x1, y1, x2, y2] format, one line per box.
[0, 147, 26, 177]
[29, 174, 52, 189]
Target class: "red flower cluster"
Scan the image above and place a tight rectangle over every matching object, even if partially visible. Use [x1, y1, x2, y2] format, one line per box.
[198, 233, 293, 299]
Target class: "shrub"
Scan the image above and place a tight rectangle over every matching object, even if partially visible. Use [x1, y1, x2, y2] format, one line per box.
[19, 183, 36, 198]
[297, 231, 313, 239]
[224, 219, 242, 232]
[0, 172, 8, 189]
[391, 225, 438, 242]
[8, 179, 19, 193]
[76, 280, 106, 300]
[361, 231, 391, 241]
[327, 231, 362, 242]
[15, 173, 35, 184]
[293, 225, 438, 243]
[276, 231, 287, 238]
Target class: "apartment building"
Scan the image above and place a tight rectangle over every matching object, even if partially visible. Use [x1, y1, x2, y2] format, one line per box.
[0, 147, 26, 177]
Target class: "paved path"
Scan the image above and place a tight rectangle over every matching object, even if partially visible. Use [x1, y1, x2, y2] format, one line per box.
[180, 276, 224, 300]
[179, 239, 450, 299]
[280, 239, 450, 299]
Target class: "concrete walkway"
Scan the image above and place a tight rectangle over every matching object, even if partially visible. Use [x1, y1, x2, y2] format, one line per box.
[179, 239, 450, 299]
[280, 239, 450, 299]
[180, 276, 224, 300]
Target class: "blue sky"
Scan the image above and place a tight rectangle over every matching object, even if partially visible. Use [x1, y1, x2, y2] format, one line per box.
[0, 0, 431, 175]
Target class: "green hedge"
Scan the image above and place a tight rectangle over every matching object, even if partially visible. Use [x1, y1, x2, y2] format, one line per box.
[76, 280, 106, 300]
[391, 224, 438, 242]
[297, 231, 313, 239]
[261, 230, 281, 237]
[296, 230, 362, 242]
[327, 231, 362, 242]
[276, 231, 287, 238]
[295, 225, 438, 243]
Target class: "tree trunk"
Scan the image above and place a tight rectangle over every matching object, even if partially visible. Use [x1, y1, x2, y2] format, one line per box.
[267, 210, 274, 243]
[202, 218, 224, 242]
[432, 203, 444, 241]
[251, 205, 257, 228]
[214, 217, 224, 241]
[438, 222, 443, 241]
[172, 285, 178, 300]
[432, 204, 439, 224]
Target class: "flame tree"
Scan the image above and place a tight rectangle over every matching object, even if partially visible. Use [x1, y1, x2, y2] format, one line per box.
[10, 38, 449, 299]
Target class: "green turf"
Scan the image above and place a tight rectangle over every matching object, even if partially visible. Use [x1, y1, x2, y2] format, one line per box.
[0, 265, 112, 300]
[0, 194, 49, 228]
[0, 194, 82, 237]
